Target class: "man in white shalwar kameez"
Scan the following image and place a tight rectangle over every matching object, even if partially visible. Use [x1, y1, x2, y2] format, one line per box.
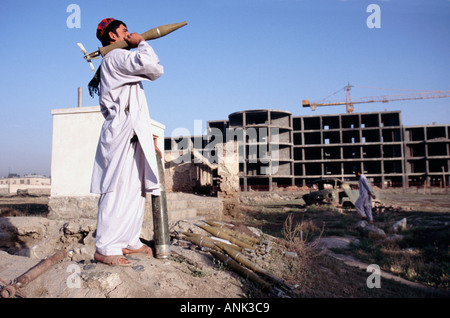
[89, 18, 164, 266]
[355, 170, 376, 224]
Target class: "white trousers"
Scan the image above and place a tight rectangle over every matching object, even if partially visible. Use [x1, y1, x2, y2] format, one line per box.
[95, 140, 146, 256]
[355, 192, 373, 221]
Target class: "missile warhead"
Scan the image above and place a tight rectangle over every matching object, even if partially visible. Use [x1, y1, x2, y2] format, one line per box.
[199, 224, 255, 250]
[205, 220, 260, 245]
[222, 244, 294, 290]
[183, 235, 216, 250]
[141, 21, 187, 42]
[212, 240, 242, 253]
[220, 244, 259, 272]
[183, 232, 243, 252]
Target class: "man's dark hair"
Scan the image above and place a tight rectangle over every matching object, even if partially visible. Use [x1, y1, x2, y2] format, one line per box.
[100, 20, 127, 46]
[89, 19, 127, 98]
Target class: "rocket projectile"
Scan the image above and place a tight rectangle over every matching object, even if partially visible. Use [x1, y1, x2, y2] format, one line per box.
[209, 250, 272, 291]
[79, 21, 187, 71]
[198, 224, 255, 250]
[183, 235, 217, 250]
[221, 244, 294, 290]
[182, 232, 243, 252]
[205, 220, 260, 245]
[99, 21, 188, 57]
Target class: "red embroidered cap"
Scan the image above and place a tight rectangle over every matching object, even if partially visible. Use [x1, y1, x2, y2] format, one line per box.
[96, 18, 115, 41]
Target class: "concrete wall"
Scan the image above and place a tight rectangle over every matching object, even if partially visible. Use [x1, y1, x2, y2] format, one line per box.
[49, 106, 165, 219]
[51, 106, 103, 197]
[216, 142, 240, 216]
[50, 106, 165, 197]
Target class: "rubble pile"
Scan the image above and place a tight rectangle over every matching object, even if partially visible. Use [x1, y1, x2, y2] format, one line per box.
[171, 220, 295, 298]
[372, 202, 410, 215]
[1, 216, 268, 298]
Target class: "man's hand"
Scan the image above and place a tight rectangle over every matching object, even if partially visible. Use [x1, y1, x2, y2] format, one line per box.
[125, 32, 145, 48]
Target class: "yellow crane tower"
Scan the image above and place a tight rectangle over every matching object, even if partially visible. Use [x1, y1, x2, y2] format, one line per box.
[302, 84, 450, 113]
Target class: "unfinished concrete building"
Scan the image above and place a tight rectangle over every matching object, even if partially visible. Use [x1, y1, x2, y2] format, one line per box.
[294, 111, 405, 187]
[165, 109, 450, 191]
[227, 110, 294, 191]
[404, 124, 450, 187]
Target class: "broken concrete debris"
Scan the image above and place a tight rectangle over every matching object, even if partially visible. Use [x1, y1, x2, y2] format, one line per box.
[390, 218, 407, 233]
[373, 202, 409, 215]
[355, 220, 386, 239]
[354, 218, 409, 241]
[81, 271, 122, 292]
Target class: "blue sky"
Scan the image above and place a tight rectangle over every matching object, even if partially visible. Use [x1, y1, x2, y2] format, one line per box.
[0, 0, 449, 177]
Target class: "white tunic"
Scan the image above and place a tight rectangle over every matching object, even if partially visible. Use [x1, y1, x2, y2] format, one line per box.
[355, 174, 373, 221]
[90, 41, 164, 195]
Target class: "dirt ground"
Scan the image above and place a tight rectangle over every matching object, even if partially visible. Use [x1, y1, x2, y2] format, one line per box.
[0, 190, 449, 302]
[378, 189, 450, 213]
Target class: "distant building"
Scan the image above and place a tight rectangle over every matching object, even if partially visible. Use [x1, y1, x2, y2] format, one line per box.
[165, 109, 450, 190]
[0, 174, 51, 195]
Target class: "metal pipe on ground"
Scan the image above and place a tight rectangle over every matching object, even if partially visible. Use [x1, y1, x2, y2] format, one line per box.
[0, 249, 68, 298]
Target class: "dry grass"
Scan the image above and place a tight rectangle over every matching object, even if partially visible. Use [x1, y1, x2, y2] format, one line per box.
[257, 213, 327, 295]
[237, 200, 449, 297]
[281, 213, 323, 257]
[352, 225, 450, 289]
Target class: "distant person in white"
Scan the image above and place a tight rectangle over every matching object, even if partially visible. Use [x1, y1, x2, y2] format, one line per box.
[355, 170, 376, 224]
[89, 18, 164, 266]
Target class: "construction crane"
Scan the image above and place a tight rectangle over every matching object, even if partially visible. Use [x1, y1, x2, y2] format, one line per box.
[302, 84, 450, 113]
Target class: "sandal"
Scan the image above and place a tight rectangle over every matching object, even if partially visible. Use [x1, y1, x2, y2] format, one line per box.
[123, 245, 154, 257]
[94, 252, 133, 267]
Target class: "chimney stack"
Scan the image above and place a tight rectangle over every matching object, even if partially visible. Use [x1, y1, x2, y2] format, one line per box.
[78, 87, 82, 107]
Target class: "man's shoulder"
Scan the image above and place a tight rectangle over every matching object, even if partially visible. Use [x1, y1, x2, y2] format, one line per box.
[103, 49, 129, 61]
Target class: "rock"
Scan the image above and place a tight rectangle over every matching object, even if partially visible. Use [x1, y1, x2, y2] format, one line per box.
[81, 271, 122, 292]
[60, 218, 97, 261]
[132, 265, 145, 272]
[283, 251, 298, 258]
[351, 239, 361, 247]
[0, 217, 65, 259]
[317, 236, 356, 250]
[0, 216, 101, 261]
[390, 218, 407, 233]
[385, 234, 404, 242]
[63, 218, 96, 236]
[355, 220, 386, 239]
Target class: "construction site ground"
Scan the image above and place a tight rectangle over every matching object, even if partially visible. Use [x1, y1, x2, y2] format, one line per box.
[0, 189, 449, 303]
